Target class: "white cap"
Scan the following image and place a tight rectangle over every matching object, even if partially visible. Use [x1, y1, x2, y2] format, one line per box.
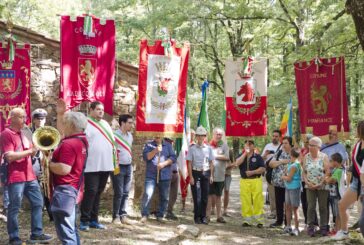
[195, 126, 207, 135]
[31, 108, 47, 118]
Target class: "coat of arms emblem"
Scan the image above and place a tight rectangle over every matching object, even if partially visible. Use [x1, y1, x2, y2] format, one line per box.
[0, 67, 16, 93]
[78, 58, 96, 88]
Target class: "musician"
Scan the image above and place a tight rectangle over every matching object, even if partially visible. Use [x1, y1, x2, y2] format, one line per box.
[0, 108, 53, 245]
[30, 108, 53, 221]
[140, 136, 176, 223]
[50, 111, 88, 245]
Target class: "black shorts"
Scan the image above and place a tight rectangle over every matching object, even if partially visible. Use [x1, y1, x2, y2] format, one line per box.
[209, 181, 225, 196]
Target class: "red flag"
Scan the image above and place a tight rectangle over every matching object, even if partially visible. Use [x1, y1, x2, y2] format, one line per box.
[224, 57, 268, 137]
[294, 57, 349, 138]
[0, 42, 31, 132]
[60, 15, 115, 115]
[136, 40, 190, 137]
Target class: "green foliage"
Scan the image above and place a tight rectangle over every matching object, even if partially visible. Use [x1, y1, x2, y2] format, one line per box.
[1, 0, 363, 142]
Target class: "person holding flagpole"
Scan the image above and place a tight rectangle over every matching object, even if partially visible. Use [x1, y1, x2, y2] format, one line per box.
[112, 114, 134, 225]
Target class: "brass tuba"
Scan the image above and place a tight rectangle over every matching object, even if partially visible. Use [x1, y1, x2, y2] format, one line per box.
[33, 126, 61, 198]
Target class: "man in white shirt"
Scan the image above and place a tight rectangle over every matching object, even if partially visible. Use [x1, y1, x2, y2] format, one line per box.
[262, 129, 281, 219]
[79, 101, 116, 231]
[112, 114, 134, 225]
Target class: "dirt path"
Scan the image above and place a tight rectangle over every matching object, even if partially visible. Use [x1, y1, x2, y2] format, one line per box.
[1, 169, 363, 244]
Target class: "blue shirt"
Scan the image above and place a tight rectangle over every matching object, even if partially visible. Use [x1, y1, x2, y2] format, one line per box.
[321, 142, 348, 163]
[285, 161, 301, 190]
[143, 140, 177, 181]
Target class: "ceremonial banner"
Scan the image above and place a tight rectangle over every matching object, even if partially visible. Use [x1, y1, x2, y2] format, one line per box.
[0, 42, 31, 132]
[224, 57, 267, 137]
[136, 39, 190, 137]
[60, 15, 115, 115]
[294, 57, 349, 139]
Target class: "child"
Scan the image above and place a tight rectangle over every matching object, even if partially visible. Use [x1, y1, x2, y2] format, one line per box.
[282, 148, 301, 236]
[325, 153, 345, 235]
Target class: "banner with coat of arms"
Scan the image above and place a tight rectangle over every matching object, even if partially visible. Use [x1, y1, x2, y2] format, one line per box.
[224, 57, 267, 137]
[0, 42, 31, 132]
[60, 15, 115, 114]
[136, 39, 190, 137]
[294, 57, 349, 139]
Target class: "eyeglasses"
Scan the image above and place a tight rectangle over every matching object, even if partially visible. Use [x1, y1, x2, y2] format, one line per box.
[309, 144, 319, 148]
[216, 133, 222, 136]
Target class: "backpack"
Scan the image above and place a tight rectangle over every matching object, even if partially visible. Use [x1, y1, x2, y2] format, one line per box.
[265, 145, 282, 184]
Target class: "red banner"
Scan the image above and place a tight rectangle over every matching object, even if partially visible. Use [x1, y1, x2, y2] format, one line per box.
[136, 40, 190, 137]
[224, 57, 268, 137]
[60, 15, 115, 115]
[294, 57, 349, 139]
[0, 42, 31, 132]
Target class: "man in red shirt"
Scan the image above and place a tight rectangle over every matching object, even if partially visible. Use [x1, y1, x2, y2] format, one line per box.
[50, 111, 88, 245]
[0, 108, 53, 245]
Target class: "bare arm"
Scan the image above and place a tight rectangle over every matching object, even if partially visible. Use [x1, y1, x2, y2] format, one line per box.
[235, 152, 247, 166]
[5, 148, 36, 163]
[282, 165, 297, 182]
[49, 162, 72, 176]
[269, 158, 289, 168]
[146, 148, 159, 160]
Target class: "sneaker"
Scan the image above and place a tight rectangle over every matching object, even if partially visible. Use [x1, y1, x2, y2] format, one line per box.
[121, 216, 133, 225]
[331, 230, 349, 241]
[28, 234, 53, 244]
[283, 226, 292, 234]
[166, 212, 178, 221]
[328, 230, 337, 236]
[269, 222, 282, 228]
[201, 217, 209, 225]
[90, 221, 107, 229]
[79, 221, 90, 231]
[267, 213, 276, 219]
[216, 217, 226, 223]
[140, 216, 148, 224]
[156, 217, 166, 223]
[307, 226, 315, 237]
[112, 217, 122, 225]
[9, 238, 22, 245]
[291, 228, 299, 236]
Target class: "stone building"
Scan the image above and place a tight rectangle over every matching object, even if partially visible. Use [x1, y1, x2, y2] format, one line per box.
[0, 21, 147, 206]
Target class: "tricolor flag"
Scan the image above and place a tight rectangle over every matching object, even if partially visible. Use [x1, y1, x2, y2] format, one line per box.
[279, 97, 293, 137]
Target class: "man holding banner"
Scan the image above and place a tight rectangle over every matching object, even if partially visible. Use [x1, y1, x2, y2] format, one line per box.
[112, 114, 134, 225]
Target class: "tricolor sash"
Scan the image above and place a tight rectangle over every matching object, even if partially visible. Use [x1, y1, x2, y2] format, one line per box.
[114, 132, 132, 159]
[87, 117, 120, 174]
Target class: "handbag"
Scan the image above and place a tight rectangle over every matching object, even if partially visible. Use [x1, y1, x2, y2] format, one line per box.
[51, 137, 88, 217]
[265, 145, 282, 184]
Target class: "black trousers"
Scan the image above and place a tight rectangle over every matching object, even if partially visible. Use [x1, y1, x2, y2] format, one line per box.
[274, 186, 286, 225]
[190, 170, 210, 221]
[80, 171, 110, 223]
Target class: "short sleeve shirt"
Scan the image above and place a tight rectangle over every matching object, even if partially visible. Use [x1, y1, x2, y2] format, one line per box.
[321, 142, 348, 162]
[85, 119, 114, 172]
[211, 143, 229, 182]
[271, 151, 291, 188]
[0, 128, 36, 184]
[239, 153, 265, 178]
[115, 130, 133, 165]
[51, 133, 88, 189]
[186, 144, 214, 170]
[262, 143, 280, 162]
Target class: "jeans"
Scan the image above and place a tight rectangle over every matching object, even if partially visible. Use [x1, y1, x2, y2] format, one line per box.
[7, 180, 43, 240]
[80, 171, 110, 223]
[53, 205, 80, 245]
[112, 164, 133, 219]
[167, 172, 179, 213]
[2, 185, 9, 209]
[141, 178, 170, 218]
[191, 170, 210, 221]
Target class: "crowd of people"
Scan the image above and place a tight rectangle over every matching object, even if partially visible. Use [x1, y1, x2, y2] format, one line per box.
[0, 100, 364, 245]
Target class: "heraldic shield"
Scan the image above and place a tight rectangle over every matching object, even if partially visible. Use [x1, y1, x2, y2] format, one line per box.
[78, 58, 96, 88]
[0, 70, 16, 93]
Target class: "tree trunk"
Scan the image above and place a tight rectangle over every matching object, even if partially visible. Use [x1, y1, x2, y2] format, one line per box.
[346, 0, 364, 51]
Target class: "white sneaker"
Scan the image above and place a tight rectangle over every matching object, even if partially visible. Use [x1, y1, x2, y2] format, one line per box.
[283, 226, 292, 234]
[291, 228, 299, 236]
[331, 230, 349, 241]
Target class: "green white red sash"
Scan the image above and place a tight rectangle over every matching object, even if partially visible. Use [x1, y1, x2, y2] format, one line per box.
[87, 117, 120, 174]
[114, 132, 132, 159]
